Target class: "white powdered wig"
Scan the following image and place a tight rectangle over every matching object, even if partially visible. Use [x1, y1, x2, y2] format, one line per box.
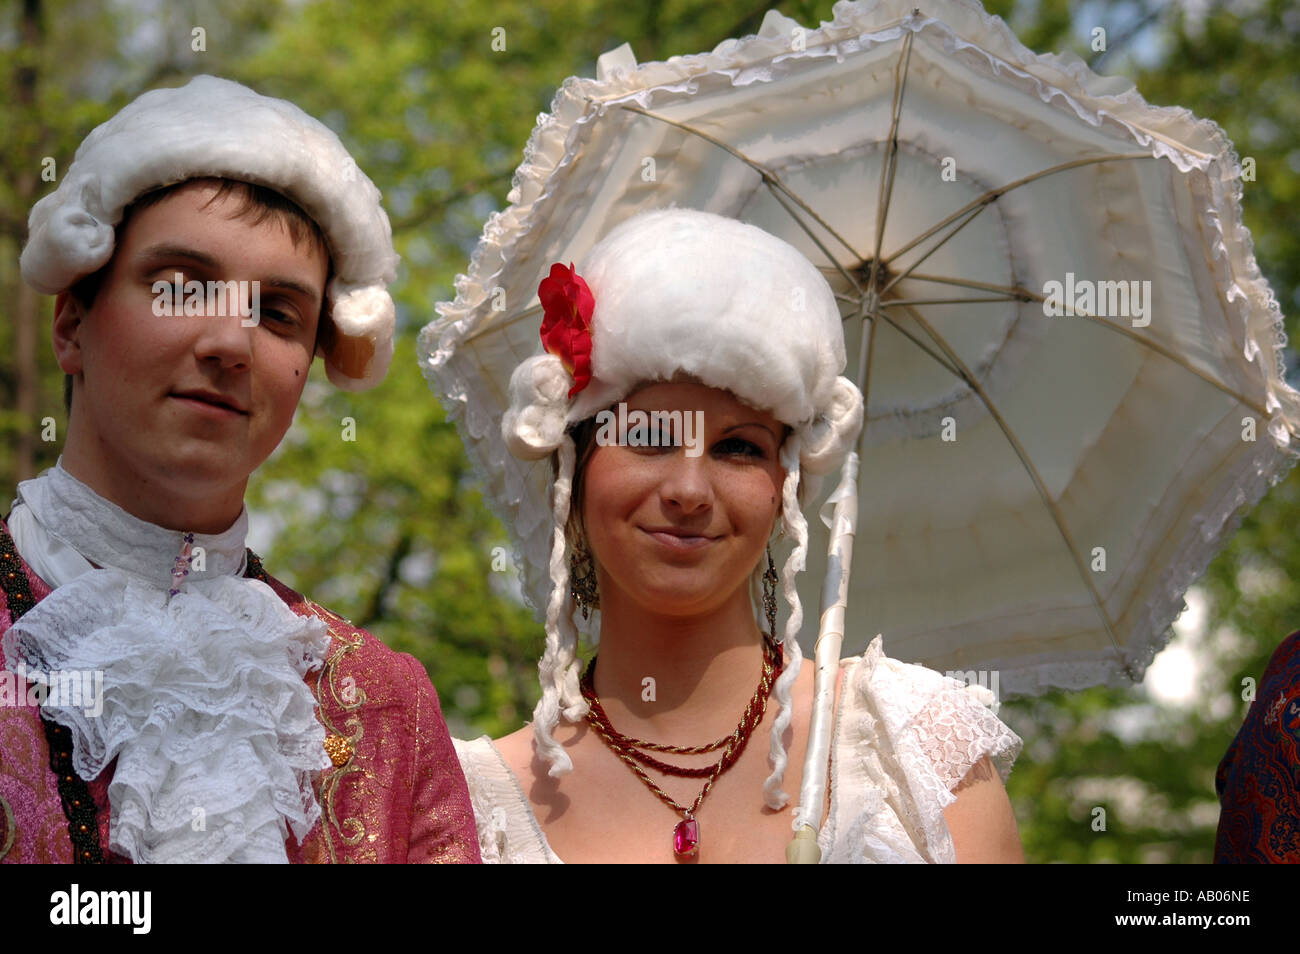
[20, 74, 399, 391]
[503, 209, 864, 800]
[531, 433, 589, 776]
[762, 434, 809, 809]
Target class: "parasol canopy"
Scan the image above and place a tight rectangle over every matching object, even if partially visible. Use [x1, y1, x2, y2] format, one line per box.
[418, 0, 1300, 697]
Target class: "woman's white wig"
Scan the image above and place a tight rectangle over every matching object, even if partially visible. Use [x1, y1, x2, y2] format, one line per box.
[20, 75, 399, 390]
[502, 209, 863, 809]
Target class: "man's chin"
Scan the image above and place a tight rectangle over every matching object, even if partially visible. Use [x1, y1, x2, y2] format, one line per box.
[142, 442, 260, 494]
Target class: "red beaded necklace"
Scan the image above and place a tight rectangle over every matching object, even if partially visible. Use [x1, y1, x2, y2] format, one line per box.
[579, 635, 782, 860]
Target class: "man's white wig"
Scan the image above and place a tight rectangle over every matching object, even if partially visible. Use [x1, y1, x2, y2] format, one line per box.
[502, 209, 864, 809]
[20, 74, 398, 390]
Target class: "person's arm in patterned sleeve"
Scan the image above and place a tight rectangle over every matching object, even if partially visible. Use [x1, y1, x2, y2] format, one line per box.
[1215, 629, 1300, 863]
[403, 653, 482, 863]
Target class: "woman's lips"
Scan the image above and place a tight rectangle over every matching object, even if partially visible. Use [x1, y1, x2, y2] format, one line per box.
[643, 528, 716, 550]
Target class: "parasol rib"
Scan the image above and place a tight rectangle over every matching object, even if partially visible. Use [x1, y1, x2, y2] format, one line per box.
[461, 303, 545, 346]
[865, 28, 916, 299]
[906, 272, 1042, 297]
[879, 273, 1279, 423]
[865, 309, 963, 379]
[616, 102, 867, 267]
[1022, 287, 1277, 421]
[878, 296, 1024, 306]
[891, 301, 1134, 676]
[881, 204, 991, 296]
[882, 152, 1151, 268]
[763, 180, 865, 296]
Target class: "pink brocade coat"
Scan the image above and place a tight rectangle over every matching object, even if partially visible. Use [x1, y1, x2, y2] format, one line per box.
[0, 535, 481, 864]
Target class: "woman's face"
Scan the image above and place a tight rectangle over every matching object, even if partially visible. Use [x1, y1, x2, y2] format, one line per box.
[580, 381, 786, 620]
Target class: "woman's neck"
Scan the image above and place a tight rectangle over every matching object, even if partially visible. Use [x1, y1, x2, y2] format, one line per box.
[586, 583, 772, 744]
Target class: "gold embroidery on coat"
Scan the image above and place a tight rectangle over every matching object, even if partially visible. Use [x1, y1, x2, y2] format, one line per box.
[308, 602, 366, 864]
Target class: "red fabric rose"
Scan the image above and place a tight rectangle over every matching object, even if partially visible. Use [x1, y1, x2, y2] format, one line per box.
[538, 262, 595, 398]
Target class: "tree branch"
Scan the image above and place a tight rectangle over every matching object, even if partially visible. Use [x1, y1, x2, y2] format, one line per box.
[1090, 1, 1168, 71]
[357, 532, 412, 629]
[389, 167, 517, 233]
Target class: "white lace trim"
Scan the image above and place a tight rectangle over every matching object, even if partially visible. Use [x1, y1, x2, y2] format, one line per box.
[453, 736, 561, 864]
[3, 465, 331, 863]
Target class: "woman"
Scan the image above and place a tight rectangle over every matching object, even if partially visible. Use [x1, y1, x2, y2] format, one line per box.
[442, 209, 1022, 863]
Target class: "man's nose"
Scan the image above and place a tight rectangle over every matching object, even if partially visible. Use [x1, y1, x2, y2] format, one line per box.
[192, 283, 254, 369]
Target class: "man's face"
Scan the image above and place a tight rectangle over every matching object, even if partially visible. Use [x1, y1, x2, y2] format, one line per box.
[54, 180, 328, 515]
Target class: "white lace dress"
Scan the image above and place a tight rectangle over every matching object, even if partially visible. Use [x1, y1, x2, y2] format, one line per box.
[455, 637, 1022, 863]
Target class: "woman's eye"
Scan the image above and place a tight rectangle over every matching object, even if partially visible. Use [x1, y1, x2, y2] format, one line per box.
[715, 437, 764, 458]
[628, 433, 673, 454]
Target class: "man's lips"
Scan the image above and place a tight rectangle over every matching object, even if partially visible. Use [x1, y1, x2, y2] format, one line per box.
[171, 390, 249, 416]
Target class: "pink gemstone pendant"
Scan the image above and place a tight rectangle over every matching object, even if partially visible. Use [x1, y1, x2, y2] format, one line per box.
[673, 816, 699, 858]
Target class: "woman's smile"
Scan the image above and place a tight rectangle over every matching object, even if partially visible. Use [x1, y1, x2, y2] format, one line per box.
[641, 526, 719, 550]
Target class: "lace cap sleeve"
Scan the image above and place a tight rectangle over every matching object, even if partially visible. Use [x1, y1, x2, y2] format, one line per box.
[911, 672, 1022, 791]
[828, 638, 1022, 863]
[850, 637, 1021, 791]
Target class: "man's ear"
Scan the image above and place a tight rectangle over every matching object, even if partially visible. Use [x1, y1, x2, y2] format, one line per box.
[52, 291, 85, 375]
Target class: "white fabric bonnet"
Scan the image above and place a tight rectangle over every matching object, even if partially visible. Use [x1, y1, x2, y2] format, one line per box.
[503, 208, 863, 470]
[20, 74, 399, 390]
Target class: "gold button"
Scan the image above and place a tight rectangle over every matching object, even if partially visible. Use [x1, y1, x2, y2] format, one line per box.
[324, 734, 353, 767]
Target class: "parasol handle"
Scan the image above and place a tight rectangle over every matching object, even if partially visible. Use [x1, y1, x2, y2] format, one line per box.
[786, 452, 859, 863]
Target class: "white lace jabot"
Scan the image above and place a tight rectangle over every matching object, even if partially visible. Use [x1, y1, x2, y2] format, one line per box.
[2, 463, 331, 864]
[455, 637, 1022, 864]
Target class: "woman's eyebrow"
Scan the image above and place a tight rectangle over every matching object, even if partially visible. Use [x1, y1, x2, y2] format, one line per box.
[721, 421, 780, 440]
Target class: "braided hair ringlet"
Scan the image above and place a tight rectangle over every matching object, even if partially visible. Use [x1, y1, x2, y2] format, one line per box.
[530, 432, 589, 777]
[502, 354, 591, 777]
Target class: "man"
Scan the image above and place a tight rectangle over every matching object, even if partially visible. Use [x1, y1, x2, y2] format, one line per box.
[0, 75, 479, 863]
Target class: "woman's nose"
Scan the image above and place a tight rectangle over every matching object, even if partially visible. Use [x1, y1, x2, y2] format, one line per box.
[658, 453, 713, 514]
